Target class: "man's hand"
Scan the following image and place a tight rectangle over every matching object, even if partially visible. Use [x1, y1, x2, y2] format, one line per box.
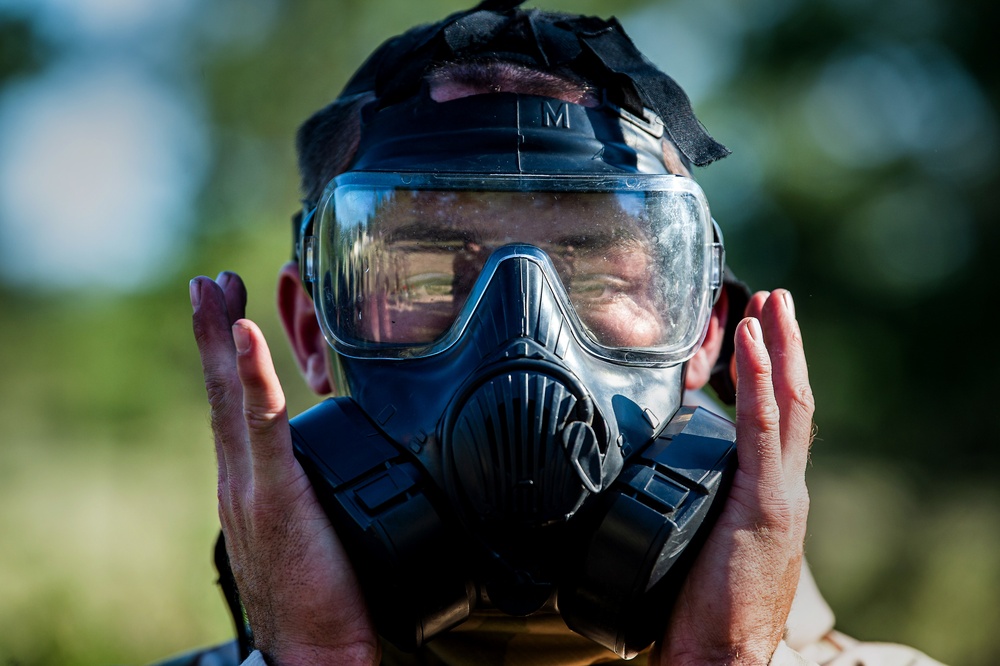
[190, 272, 379, 666]
[655, 289, 814, 666]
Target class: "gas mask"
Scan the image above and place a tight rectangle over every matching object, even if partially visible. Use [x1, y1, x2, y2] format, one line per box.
[286, 90, 738, 659]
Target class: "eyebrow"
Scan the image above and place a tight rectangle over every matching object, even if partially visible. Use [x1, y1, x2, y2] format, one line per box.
[384, 220, 479, 244]
[550, 230, 644, 250]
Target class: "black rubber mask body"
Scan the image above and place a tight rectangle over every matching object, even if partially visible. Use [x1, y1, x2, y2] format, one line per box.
[343, 246, 682, 593]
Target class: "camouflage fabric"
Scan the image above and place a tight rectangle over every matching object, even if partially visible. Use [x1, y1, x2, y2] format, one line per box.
[150, 640, 239, 666]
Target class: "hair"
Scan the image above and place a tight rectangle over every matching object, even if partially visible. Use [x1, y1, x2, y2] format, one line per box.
[425, 60, 598, 106]
[295, 91, 375, 208]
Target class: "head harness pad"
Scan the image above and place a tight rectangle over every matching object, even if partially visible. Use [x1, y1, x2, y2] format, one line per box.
[339, 0, 730, 167]
[349, 92, 672, 175]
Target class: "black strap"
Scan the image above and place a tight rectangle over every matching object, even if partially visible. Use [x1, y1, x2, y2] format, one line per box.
[444, 9, 513, 52]
[708, 270, 753, 405]
[579, 22, 730, 166]
[471, 0, 527, 11]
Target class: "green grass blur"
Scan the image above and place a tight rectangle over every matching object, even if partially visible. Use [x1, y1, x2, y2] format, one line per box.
[0, 222, 318, 665]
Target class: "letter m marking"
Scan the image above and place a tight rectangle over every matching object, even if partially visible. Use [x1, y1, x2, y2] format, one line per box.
[543, 102, 570, 128]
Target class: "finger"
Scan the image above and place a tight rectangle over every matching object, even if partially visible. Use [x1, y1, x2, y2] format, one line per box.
[759, 291, 814, 478]
[734, 317, 783, 489]
[232, 318, 296, 495]
[217, 271, 248, 324]
[191, 276, 251, 490]
[744, 290, 770, 321]
[728, 290, 771, 389]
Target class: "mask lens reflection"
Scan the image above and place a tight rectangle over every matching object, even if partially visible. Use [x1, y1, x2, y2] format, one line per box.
[317, 177, 712, 361]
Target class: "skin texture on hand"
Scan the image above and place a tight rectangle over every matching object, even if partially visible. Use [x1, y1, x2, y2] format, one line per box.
[653, 289, 814, 666]
[190, 272, 380, 666]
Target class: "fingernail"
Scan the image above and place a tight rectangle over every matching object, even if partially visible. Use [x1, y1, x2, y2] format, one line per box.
[232, 323, 250, 354]
[783, 291, 795, 318]
[217, 272, 230, 290]
[747, 317, 762, 343]
[189, 279, 200, 309]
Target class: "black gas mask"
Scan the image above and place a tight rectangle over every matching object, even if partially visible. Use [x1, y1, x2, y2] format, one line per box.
[285, 90, 738, 658]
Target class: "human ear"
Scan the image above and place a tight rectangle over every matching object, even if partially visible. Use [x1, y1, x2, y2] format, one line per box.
[684, 289, 728, 391]
[277, 261, 332, 395]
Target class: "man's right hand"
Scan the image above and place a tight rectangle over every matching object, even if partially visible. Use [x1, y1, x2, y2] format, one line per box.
[190, 272, 379, 666]
[654, 289, 814, 666]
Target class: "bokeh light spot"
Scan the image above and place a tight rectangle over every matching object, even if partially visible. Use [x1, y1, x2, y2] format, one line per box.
[0, 59, 208, 291]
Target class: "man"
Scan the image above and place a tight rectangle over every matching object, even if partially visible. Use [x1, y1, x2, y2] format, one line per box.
[180, 2, 946, 665]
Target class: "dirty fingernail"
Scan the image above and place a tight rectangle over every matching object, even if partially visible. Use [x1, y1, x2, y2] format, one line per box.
[747, 317, 762, 343]
[783, 291, 795, 318]
[232, 323, 250, 354]
[189, 279, 200, 309]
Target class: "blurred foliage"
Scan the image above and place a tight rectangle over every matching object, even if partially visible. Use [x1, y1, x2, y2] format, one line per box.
[0, 14, 48, 83]
[0, 0, 997, 665]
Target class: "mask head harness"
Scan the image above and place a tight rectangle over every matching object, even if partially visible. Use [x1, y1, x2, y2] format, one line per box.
[217, 1, 745, 659]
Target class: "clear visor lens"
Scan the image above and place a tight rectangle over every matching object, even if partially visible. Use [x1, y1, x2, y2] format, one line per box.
[313, 173, 715, 363]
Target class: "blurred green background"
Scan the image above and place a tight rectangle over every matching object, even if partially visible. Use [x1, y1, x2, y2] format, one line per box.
[0, 0, 997, 664]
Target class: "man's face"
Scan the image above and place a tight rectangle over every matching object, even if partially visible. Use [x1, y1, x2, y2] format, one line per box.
[342, 188, 678, 350]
